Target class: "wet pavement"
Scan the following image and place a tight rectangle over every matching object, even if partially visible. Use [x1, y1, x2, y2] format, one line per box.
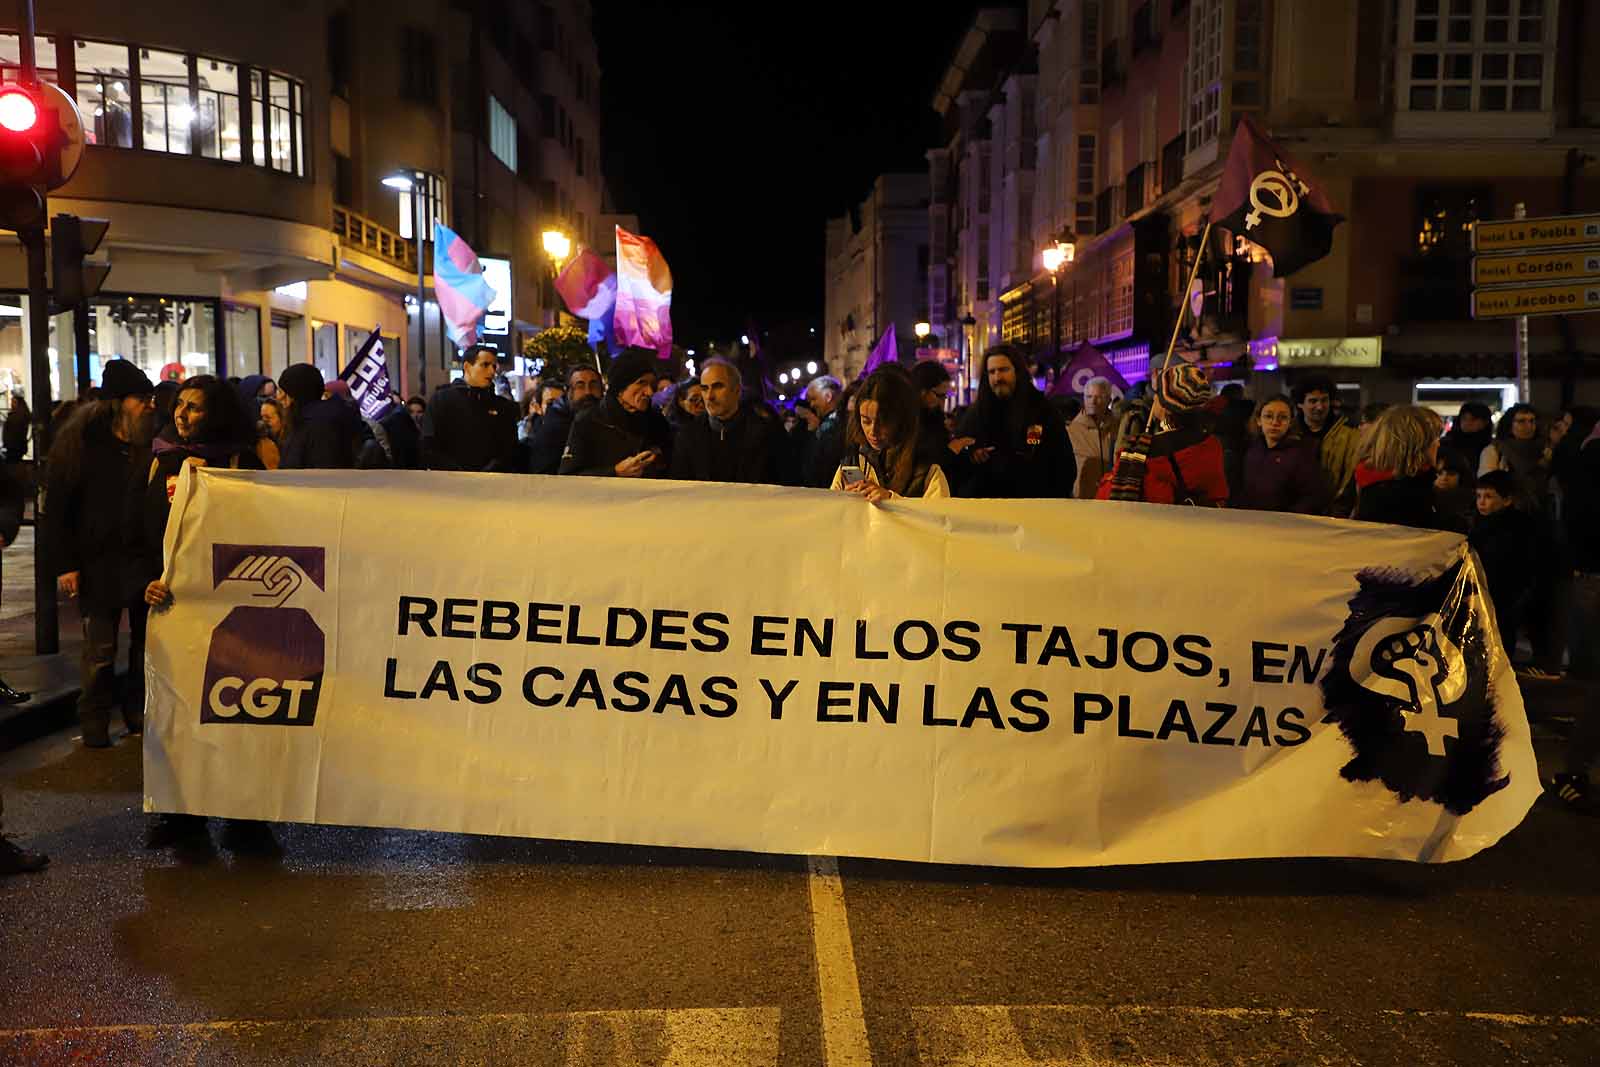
[2, 709, 1598, 1066]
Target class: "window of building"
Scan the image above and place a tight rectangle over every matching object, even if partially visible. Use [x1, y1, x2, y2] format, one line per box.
[1076, 134, 1096, 197]
[195, 57, 241, 161]
[0, 33, 57, 84]
[575, 135, 585, 176]
[73, 39, 132, 148]
[488, 93, 516, 171]
[1400, 0, 1552, 116]
[400, 27, 437, 104]
[249, 70, 301, 174]
[1186, 0, 1223, 153]
[139, 48, 192, 155]
[396, 172, 447, 240]
[540, 93, 556, 137]
[1079, 0, 1100, 103]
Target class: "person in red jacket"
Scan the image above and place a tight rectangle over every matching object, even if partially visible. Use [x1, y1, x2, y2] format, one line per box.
[1097, 363, 1229, 506]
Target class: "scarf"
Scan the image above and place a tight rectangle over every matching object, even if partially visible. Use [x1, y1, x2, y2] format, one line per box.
[153, 436, 245, 464]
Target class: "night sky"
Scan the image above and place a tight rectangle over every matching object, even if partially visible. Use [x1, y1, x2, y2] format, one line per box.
[593, 2, 987, 348]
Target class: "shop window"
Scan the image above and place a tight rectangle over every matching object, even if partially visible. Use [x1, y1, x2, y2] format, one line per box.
[139, 48, 192, 155]
[72, 40, 131, 147]
[0, 33, 56, 84]
[95, 297, 217, 384]
[196, 57, 241, 161]
[224, 303, 262, 375]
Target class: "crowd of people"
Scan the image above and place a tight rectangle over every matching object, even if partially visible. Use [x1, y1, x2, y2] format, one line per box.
[1, 341, 1596, 875]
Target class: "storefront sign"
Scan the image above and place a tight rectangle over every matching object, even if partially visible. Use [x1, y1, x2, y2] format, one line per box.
[143, 468, 1539, 868]
[478, 256, 513, 355]
[1473, 249, 1600, 287]
[1471, 212, 1600, 253]
[1471, 282, 1600, 320]
[1257, 336, 1382, 368]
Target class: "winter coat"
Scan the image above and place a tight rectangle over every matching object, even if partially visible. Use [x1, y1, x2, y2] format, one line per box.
[1302, 416, 1360, 516]
[1478, 437, 1552, 511]
[280, 398, 361, 470]
[1235, 437, 1326, 514]
[1568, 435, 1600, 574]
[125, 439, 263, 600]
[1352, 465, 1443, 530]
[804, 408, 847, 488]
[421, 382, 521, 472]
[2, 403, 30, 461]
[558, 397, 673, 477]
[525, 398, 581, 475]
[955, 394, 1077, 499]
[1440, 426, 1492, 473]
[1067, 411, 1118, 499]
[1469, 507, 1538, 621]
[356, 406, 424, 470]
[669, 407, 793, 485]
[41, 413, 148, 613]
[1095, 426, 1229, 507]
[0, 460, 20, 546]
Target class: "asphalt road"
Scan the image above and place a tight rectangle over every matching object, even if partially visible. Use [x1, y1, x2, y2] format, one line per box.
[1, 716, 1597, 1067]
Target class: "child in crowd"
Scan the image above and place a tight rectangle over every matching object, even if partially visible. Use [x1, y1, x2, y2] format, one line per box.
[1468, 470, 1538, 657]
[1433, 449, 1476, 532]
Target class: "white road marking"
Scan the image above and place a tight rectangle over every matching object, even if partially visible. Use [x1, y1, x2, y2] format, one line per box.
[912, 1004, 1600, 1067]
[807, 854, 874, 1067]
[0, 1007, 781, 1066]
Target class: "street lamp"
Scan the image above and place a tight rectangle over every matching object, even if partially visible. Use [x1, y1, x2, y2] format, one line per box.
[806, 360, 818, 374]
[542, 229, 572, 264]
[914, 321, 931, 342]
[1041, 231, 1077, 364]
[385, 168, 432, 397]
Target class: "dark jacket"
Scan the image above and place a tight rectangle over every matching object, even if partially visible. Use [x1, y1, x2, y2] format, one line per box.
[803, 408, 847, 488]
[559, 396, 673, 477]
[42, 412, 147, 613]
[1353, 467, 1443, 530]
[1440, 426, 1492, 473]
[669, 407, 792, 485]
[1235, 437, 1326, 514]
[525, 397, 583, 475]
[356, 406, 423, 470]
[421, 382, 521, 472]
[1569, 435, 1600, 573]
[3, 402, 30, 462]
[125, 439, 263, 600]
[280, 397, 360, 470]
[0, 460, 20, 545]
[1469, 506, 1538, 620]
[955, 390, 1076, 499]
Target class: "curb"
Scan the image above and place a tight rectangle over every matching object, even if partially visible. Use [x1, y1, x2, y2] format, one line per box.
[0, 686, 80, 750]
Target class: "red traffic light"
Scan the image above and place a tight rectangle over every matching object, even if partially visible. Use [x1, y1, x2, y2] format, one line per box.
[0, 88, 39, 134]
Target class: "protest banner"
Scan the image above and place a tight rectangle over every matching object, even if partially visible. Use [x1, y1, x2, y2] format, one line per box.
[144, 470, 1539, 868]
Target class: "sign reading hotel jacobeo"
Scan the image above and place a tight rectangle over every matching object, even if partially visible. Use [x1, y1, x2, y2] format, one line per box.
[143, 468, 1541, 868]
[1471, 211, 1600, 321]
[1472, 282, 1600, 321]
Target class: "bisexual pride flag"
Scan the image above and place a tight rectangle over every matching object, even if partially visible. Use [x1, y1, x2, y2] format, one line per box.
[433, 222, 497, 349]
[613, 226, 673, 351]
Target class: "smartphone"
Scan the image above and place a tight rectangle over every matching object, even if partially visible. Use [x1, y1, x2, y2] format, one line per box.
[841, 464, 865, 487]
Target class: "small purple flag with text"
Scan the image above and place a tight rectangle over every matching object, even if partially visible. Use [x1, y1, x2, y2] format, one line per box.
[337, 328, 397, 421]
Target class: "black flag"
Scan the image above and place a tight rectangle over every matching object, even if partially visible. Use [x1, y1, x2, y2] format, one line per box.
[1211, 116, 1343, 277]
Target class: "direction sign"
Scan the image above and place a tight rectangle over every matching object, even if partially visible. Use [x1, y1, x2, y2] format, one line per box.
[1473, 248, 1600, 287]
[1471, 212, 1600, 253]
[1471, 282, 1600, 320]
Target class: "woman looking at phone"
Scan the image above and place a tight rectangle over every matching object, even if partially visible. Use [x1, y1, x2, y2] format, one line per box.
[830, 368, 950, 502]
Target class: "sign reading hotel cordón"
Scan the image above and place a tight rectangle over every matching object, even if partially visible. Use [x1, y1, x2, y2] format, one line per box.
[1470, 211, 1600, 322]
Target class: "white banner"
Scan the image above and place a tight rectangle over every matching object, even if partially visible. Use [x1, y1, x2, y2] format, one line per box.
[144, 469, 1540, 867]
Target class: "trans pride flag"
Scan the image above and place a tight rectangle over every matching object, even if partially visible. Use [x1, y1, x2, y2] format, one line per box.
[613, 226, 673, 352]
[433, 222, 497, 349]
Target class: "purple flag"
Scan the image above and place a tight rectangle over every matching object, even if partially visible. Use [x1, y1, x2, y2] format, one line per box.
[859, 326, 898, 379]
[337, 328, 397, 421]
[1048, 344, 1129, 398]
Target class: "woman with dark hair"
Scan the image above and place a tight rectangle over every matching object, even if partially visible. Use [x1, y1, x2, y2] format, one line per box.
[664, 377, 705, 432]
[1234, 396, 1325, 514]
[1097, 364, 1228, 506]
[131, 375, 270, 853]
[829, 368, 949, 500]
[2, 393, 30, 462]
[1432, 445, 1476, 532]
[1478, 403, 1554, 510]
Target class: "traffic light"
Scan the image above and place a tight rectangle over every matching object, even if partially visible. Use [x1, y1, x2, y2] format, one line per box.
[52, 214, 110, 307]
[0, 85, 45, 230]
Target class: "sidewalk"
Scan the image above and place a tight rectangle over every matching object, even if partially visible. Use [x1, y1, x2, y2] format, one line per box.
[0, 528, 96, 735]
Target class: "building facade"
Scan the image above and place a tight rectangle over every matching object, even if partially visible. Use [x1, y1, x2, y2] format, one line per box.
[1002, 0, 1600, 414]
[824, 173, 929, 383]
[0, 0, 607, 451]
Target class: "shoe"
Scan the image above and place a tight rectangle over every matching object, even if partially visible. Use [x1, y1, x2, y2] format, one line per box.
[0, 679, 29, 705]
[80, 731, 112, 749]
[0, 836, 48, 875]
[144, 813, 208, 849]
[219, 819, 280, 858]
[122, 715, 144, 737]
[1549, 774, 1594, 813]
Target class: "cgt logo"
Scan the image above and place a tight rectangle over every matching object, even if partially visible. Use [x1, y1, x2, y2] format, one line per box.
[200, 545, 327, 727]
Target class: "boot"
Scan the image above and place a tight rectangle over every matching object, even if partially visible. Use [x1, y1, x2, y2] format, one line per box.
[122, 709, 144, 736]
[0, 835, 48, 875]
[144, 813, 208, 849]
[0, 678, 29, 706]
[219, 819, 280, 857]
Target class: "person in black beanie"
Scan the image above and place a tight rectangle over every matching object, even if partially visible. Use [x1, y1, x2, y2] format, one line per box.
[421, 345, 520, 472]
[559, 347, 673, 477]
[43, 358, 156, 746]
[277, 364, 357, 469]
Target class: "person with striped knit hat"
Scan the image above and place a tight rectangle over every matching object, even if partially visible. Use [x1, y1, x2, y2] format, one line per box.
[1096, 363, 1229, 507]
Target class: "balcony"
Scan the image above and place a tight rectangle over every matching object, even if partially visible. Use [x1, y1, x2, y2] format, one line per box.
[1125, 164, 1150, 215]
[1160, 134, 1186, 197]
[333, 205, 418, 272]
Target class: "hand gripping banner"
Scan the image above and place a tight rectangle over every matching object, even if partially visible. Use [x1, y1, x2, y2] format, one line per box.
[144, 469, 1540, 867]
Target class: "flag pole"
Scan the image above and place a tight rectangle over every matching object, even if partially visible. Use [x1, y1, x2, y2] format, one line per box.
[1140, 217, 1214, 436]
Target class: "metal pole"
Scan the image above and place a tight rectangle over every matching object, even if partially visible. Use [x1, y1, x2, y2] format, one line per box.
[1513, 201, 1530, 404]
[73, 302, 91, 394]
[1138, 218, 1215, 438]
[414, 178, 427, 398]
[17, 0, 36, 85]
[1052, 273, 1061, 364]
[23, 226, 57, 655]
